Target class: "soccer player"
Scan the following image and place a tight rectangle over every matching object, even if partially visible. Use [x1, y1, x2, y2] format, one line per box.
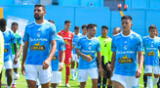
[0, 18, 17, 88]
[98, 26, 112, 88]
[21, 5, 57, 88]
[143, 25, 160, 88]
[76, 24, 103, 88]
[81, 24, 87, 37]
[112, 27, 121, 36]
[11, 22, 23, 87]
[0, 24, 4, 88]
[58, 20, 74, 87]
[71, 26, 81, 80]
[51, 35, 65, 88]
[111, 16, 144, 88]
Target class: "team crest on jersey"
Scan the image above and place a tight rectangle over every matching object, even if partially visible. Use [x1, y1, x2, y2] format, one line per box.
[147, 51, 155, 56]
[52, 56, 57, 60]
[119, 55, 133, 63]
[30, 42, 45, 50]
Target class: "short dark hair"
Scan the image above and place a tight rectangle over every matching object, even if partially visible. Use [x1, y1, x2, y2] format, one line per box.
[74, 26, 79, 30]
[34, 4, 46, 11]
[11, 22, 18, 27]
[121, 15, 132, 21]
[101, 26, 108, 30]
[87, 24, 97, 30]
[82, 24, 87, 29]
[64, 20, 71, 24]
[0, 18, 6, 27]
[149, 25, 157, 31]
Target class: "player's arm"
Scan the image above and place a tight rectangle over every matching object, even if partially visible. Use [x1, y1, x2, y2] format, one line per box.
[43, 40, 56, 69]
[13, 43, 18, 64]
[136, 37, 144, 78]
[111, 52, 116, 72]
[136, 51, 144, 78]
[21, 42, 28, 74]
[43, 25, 57, 69]
[17, 37, 23, 58]
[76, 49, 92, 61]
[59, 50, 65, 71]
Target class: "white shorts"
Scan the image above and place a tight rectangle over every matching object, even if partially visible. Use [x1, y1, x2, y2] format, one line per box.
[4, 60, 13, 69]
[12, 55, 20, 68]
[111, 74, 139, 88]
[51, 71, 62, 83]
[78, 67, 98, 82]
[25, 65, 51, 84]
[144, 65, 160, 74]
[72, 54, 79, 62]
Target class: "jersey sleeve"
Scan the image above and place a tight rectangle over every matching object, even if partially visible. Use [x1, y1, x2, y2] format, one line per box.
[108, 39, 112, 62]
[136, 36, 144, 52]
[96, 40, 101, 52]
[50, 24, 57, 41]
[23, 27, 29, 42]
[111, 37, 116, 52]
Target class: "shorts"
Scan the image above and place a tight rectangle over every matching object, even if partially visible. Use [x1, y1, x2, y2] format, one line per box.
[72, 53, 79, 62]
[78, 67, 98, 82]
[4, 60, 13, 69]
[51, 71, 62, 83]
[25, 65, 51, 84]
[12, 55, 20, 68]
[144, 65, 160, 74]
[111, 74, 139, 88]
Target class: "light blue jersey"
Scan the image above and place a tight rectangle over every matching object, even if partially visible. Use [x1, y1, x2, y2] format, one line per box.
[143, 36, 160, 66]
[23, 21, 56, 65]
[3, 30, 16, 62]
[112, 31, 143, 76]
[51, 35, 65, 71]
[76, 36, 100, 69]
[72, 33, 81, 54]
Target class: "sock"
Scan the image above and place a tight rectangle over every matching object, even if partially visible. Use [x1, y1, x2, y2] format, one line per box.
[102, 78, 107, 88]
[147, 76, 153, 88]
[157, 78, 160, 88]
[7, 86, 10, 88]
[65, 65, 70, 84]
[143, 75, 147, 87]
[154, 78, 159, 85]
[98, 76, 101, 88]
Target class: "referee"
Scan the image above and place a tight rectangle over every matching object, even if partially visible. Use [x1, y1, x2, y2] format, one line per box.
[97, 26, 112, 88]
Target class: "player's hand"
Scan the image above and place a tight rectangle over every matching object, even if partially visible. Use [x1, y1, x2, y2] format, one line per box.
[21, 64, 25, 75]
[42, 59, 50, 69]
[136, 68, 142, 78]
[59, 63, 64, 71]
[85, 55, 92, 62]
[99, 65, 104, 77]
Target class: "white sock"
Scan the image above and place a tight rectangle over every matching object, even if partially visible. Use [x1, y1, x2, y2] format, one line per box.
[7, 86, 10, 88]
[147, 76, 153, 88]
[153, 77, 159, 85]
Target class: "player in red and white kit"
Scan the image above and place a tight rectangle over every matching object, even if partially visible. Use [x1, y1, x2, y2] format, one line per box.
[58, 20, 74, 87]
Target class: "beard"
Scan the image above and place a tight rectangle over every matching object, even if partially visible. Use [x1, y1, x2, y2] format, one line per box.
[34, 14, 42, 20]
